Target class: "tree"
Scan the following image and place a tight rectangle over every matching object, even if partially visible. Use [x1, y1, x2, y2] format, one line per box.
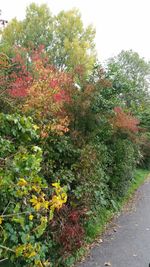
[50, 8, 96, 73]
[0, 4, 96, 74]
[0, 4, 53, 56]
[0, 18, 23, 49]
[107, 50, 150, 111]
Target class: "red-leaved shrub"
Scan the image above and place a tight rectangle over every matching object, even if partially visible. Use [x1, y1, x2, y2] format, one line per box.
[54, 208, 85, 253]
[113, 106, 139, 133]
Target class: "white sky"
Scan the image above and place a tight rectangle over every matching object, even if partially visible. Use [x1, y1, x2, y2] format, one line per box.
[1, 0, 150, 62]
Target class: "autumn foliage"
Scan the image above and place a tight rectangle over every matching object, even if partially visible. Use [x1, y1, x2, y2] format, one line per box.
[0, 3, 150, 267]
[1, 47, 73, 136]
[112, 106, 139, 133]
[0, 44, 149, 267]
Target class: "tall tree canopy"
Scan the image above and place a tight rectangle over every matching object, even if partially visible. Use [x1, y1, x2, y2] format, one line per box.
[0, 4, 53, 53]
[0, 3, 96, 74]
[50, 9, 96, 71]
[107, 50, 150, 111]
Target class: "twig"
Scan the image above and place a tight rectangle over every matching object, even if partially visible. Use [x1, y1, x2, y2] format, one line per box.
[0, 245, 15, 253]
[0, 258, 8, 263]
[1, 211, 30, 218]
[2, 201, 11, 215]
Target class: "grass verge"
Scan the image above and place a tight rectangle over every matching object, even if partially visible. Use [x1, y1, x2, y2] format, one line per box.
[121, 168, 150, 205]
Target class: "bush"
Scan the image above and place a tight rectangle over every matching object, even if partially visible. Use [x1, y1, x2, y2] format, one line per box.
[0, 113, 67, 267]
[72, 143, 110, 209]
[138, 133, 150, 169]
[0, 47, 149, 266]
[108, 138, 138, 197]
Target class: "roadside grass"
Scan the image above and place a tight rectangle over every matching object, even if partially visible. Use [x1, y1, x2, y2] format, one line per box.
[121, 168, 150, 205]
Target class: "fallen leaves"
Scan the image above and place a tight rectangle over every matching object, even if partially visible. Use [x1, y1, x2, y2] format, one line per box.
[104, 262, 111, 266]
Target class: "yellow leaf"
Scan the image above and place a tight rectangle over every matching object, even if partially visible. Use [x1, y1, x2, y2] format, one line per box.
[30, 195, 38, 205]
[30, 195, 42, 211]
[28, 250, 37, 258]
[29, 214, 34, 221]
[33, 124, 39, 130]
[42, 201, 49, 209]
[0, 216, 3, 224]
[34, 202, 42, 211]
[40, 216, 48, 223]
[50, 195, 63, 210]
[34, 260, 43, 267]
[17, 178, 27, 187]
[32, 185, 41, 193]
[52, 182, 60, 189]
[61, 192, 67, 203]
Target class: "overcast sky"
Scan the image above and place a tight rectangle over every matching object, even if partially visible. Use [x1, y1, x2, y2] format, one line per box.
[1, 0, 150, 62]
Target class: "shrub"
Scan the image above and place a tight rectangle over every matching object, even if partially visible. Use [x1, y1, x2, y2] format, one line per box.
[138, 133, 150, 169]
[1, 46, 149, 266]
[0, 113, 67, 267]
[108, 138, 138, 197]
[58, 208, 85, 253]
[72, 143, 110, 209]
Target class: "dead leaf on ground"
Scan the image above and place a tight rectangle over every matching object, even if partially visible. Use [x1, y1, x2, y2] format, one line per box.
[104, 262, 111, 266]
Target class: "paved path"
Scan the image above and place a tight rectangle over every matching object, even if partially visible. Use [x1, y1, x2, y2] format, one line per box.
[78, 177, 150, 267]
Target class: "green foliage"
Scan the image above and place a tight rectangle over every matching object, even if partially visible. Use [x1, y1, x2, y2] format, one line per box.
[108, 138, 138, 197]
[0, 19, 23, 55]
[0, 7, 150, 265]
[84, 168, 149, 246]
[0, 4, 53, 53]
[138, 106, 150, 131]
[0, 113, 67, 267]
[72, 143, 110, 209]
[0, 113, 38, 144]
[136, 107, 150, 169]
[0, 4, 96, 74]
[51, 8, 96, 73]
[107, 50, 150, 111]
[121, 169, 150, 203]
[0, 53, 15, 112]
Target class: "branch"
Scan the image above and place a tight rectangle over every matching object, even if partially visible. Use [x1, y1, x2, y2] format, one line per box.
[0, 258, 8, 263]
[1, 211, 30, 218]
[0, 245, 15, 253]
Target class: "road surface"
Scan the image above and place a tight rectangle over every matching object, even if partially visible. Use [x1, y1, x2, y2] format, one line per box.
[78, 176, 150, 267]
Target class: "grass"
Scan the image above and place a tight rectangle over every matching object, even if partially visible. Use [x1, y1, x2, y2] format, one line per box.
[121, 168, 150, 204]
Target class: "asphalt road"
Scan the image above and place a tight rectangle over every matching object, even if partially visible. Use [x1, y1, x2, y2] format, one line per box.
[78, 176, 150, 267]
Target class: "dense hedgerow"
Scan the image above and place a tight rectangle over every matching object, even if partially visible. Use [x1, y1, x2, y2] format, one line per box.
[0, 45, 149, 267]
[0, 114, 68, 267]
